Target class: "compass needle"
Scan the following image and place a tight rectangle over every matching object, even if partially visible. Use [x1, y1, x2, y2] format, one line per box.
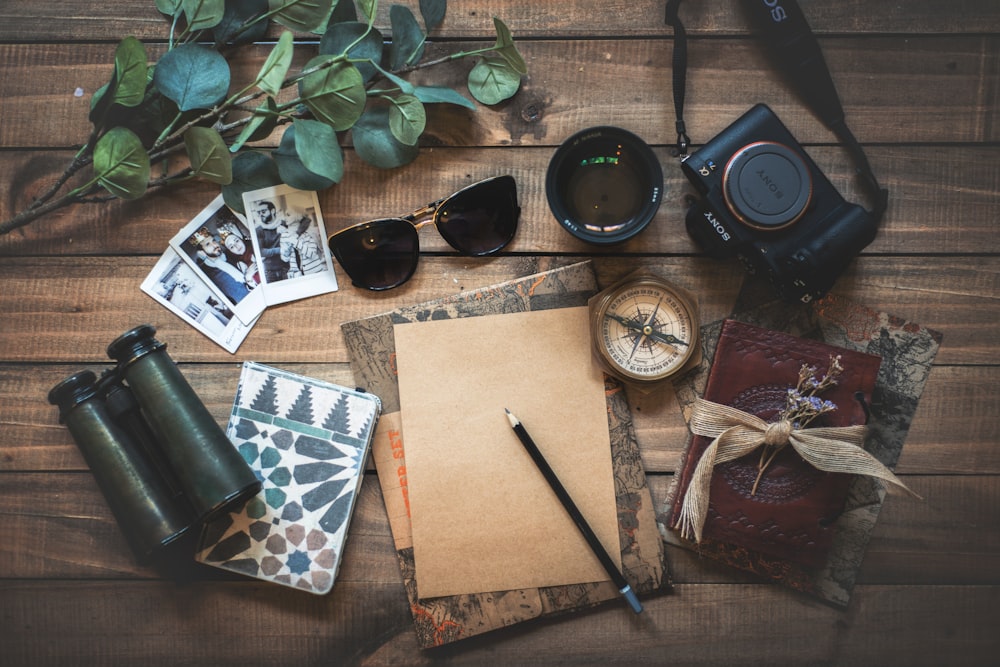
[590, 271, 700, 386]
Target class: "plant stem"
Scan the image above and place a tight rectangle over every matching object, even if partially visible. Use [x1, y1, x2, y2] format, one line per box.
[0, 186, 95, 235]
[750, 446, 783, 496]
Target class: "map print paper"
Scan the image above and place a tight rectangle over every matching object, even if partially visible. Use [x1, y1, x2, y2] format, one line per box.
[341, 260, 671, 647]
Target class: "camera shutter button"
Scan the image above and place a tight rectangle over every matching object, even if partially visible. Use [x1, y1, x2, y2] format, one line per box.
[723, 141, 812, 230]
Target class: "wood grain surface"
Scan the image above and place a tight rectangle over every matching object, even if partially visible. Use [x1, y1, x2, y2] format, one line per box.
[1, 1, 997, 665]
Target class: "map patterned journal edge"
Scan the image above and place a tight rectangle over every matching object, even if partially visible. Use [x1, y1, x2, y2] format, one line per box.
[660, 282, 942, 606]
[340, 260, 670, 648]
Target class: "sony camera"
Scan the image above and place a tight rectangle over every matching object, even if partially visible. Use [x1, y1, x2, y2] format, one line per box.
[681, 103, 878, 303]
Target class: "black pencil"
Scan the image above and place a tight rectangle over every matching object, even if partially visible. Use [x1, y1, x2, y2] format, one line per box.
[503, 408, 643, 614]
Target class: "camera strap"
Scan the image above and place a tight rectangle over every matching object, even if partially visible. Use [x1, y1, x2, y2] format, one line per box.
[664, 0, 888, 221]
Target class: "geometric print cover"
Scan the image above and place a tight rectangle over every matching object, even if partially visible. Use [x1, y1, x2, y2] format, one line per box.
[195, 362, 382, 594]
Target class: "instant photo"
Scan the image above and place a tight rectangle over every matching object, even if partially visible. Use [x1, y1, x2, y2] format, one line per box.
[140, 248, 257, 353]
[169, 195, 267, 326]
[242, 184, 339, 306]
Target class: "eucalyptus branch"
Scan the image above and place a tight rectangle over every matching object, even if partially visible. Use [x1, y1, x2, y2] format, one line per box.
[26, 153, 93, 213]
[0, 0, 527, 237]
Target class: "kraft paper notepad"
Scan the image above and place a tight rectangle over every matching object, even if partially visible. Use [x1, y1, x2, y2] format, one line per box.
[341, 260, 670, 648]
[393, 306, 619, 599]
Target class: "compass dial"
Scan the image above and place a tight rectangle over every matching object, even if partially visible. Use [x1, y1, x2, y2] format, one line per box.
[589, 273, 699, 385]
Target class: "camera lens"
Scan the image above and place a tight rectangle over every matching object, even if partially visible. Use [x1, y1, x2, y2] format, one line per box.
[723, 141, 812, 230]
[546, 126, 663, 245]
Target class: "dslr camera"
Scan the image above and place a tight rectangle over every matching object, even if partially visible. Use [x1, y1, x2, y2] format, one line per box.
[681, 104, 878, 303]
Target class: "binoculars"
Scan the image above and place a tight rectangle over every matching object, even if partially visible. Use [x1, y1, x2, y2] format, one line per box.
[48, 324, 261, 565]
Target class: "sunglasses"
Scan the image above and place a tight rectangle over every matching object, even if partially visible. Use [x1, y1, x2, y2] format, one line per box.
[327, 175, 520, 290]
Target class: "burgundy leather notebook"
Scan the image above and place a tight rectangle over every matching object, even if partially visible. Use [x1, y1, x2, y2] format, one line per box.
[667, 319, 882, 567]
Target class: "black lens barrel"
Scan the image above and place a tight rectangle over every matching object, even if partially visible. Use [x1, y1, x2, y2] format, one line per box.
[546, 126, 663, 245]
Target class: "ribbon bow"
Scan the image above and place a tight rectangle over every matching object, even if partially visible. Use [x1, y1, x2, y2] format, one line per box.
[674, 398, 918, 543]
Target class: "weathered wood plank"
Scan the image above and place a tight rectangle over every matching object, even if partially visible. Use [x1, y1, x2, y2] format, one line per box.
[3, 144, 999, 256]
[3, 363, 996, 475]
[2, 472, 997, 586]
[1, 36, 995, 152]
[0, 0, 997, 41]
[0, 579, 996, 666]
[0, 256, 993, 364]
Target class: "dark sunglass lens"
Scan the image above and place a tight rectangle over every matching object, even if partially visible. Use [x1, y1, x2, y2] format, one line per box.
[436, 176, 519, 255]
[328, 219, 419, 290]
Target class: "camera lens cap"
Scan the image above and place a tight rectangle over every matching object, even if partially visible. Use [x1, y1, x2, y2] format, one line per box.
[723, 141, 812, 230]
[546, 126, 663, 245]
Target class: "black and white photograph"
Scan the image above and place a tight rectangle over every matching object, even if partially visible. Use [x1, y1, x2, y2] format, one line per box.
[242, 183, 339, 306]
[169, 195, 267, 325]
[140, 247, 257, 353]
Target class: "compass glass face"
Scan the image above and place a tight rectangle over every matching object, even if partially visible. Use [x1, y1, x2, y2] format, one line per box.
[598, 283, 694, 381]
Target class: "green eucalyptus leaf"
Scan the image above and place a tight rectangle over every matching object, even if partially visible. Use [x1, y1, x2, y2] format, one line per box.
[328, 0, 357, 24]
[490, 17, 527, 75]
[414, 85, 476, 110]
[257, 31, 294, 96]
[419, 0, 446, 31]
[93, 127, 150, 200]
[468, 56, 521, 105]
[230, 97, 280, 153]
[89, 82, 110, 118]
[222, 151, 282, 214]
[388, 94, 426, 146]
[182, 0, 226, 31]
[107, 82, 174, 147]
[214, 0, 269, 46]
[154, 43, 231, 111]
[268, 0, 333, 34]
[184, 126, 232, 184]
[290, 119, 343, 183]
[88, 85, 116, 129]
[319, 21, 383, 83]
[112, 37, 149, 108]
[389, 5, 425, 69]
[155, 0, 182, 16]
[356, 0, 377, 23]
[90, 37, 149, 126]
[352, 107, 420, 169]
[273, 124, 337, 190]
[369, 61, 414, 94]
[297, 55, 366, 131]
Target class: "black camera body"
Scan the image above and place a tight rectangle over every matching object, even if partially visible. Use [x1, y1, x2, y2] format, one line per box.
[681, 104, 877, 303]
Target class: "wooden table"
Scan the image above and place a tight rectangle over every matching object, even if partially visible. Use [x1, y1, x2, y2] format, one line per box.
[2, 2, 998, 665]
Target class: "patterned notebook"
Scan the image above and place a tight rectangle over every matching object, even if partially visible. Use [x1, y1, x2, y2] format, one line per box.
[196, 362, 381, 594]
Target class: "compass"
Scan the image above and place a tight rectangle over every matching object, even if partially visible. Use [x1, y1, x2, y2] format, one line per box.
[588, 271, 700, 387]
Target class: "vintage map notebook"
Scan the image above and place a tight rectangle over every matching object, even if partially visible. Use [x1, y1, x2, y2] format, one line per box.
[660, 281, 942, 606]
[196, 362, 381, 594]
[341, 261, 670, 648]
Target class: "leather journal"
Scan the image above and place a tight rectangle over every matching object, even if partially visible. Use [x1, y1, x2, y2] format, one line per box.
[666, 319, 882, 568]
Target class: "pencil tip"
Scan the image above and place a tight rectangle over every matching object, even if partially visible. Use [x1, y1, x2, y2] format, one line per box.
[504, 408, 518, 428]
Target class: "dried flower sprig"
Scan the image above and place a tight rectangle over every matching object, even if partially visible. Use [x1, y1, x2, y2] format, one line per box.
[751, 355, 843, 495]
